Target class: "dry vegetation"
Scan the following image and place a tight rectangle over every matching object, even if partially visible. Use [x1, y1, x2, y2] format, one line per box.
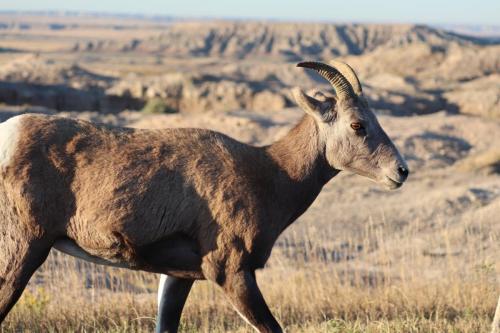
[2, 211, 498, 332]
[0, 12, 499, 332]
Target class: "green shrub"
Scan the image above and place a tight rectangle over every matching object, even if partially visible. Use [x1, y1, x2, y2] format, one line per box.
[141, 98, 177, 114]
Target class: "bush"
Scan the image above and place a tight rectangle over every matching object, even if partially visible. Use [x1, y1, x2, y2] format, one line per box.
[141, 98, 177, 114]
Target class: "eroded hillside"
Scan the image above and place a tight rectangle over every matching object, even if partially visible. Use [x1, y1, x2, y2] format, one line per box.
[0, 18, 498, 117]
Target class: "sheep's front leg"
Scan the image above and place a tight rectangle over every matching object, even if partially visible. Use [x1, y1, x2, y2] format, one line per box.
[156, 274, 194, 333]
[220, 270, 283, 333]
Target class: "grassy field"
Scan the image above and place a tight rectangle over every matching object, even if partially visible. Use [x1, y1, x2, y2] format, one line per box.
[2, 210, 498, 333]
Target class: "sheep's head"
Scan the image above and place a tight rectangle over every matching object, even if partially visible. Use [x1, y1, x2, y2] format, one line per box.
[294, 60, 409, 190]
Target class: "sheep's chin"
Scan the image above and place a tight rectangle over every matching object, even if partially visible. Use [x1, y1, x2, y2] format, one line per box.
[382, 176, 403, 190]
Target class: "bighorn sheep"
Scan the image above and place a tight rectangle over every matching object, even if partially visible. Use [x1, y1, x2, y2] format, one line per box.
[0, 61, 408, 333]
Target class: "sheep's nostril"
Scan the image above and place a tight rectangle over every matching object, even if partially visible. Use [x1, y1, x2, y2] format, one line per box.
[397, 165, 409, 179]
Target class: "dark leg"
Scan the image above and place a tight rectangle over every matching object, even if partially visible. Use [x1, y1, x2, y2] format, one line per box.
[156, 274, 194, 333]
[0, 237, 51, 322]
[218, 270, 282, 333]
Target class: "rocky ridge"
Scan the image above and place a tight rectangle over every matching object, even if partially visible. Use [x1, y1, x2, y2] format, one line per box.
[0, 22, 498, 116]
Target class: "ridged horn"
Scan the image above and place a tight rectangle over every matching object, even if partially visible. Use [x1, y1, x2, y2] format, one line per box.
[329, 60, 362, 95]
[297, 61, 355, 100]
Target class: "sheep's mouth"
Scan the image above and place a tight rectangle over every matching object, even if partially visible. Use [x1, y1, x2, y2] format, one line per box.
[384, 176, 403, 190]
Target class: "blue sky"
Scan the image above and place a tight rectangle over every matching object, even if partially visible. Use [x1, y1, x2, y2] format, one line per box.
[1, 0, 499, 25]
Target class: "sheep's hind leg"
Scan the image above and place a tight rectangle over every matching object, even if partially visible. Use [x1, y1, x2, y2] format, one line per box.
[156, 274, 194, 333]
[0, 234, 52, 323]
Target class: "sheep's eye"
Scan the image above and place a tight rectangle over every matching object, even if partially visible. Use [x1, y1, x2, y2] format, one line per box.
[350, 122, 363, 131]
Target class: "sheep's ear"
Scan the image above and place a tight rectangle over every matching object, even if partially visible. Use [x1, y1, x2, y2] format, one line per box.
[292, 87, 336, 123]
[292, 87, 321, 118]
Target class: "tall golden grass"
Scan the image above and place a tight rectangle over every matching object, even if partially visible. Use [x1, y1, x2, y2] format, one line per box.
[2, 207, 498, 332]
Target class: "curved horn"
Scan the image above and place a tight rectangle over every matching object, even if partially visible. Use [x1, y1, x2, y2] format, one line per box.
[329, 60, 362, 95]
[297, 61, 355, 100]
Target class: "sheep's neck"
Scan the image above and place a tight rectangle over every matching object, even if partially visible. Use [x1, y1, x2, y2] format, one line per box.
[265, 115, 338, 230]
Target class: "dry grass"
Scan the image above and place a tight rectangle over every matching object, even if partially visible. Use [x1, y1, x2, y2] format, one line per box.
[2, 207, 498, 333]
[3, 268, 496, 332]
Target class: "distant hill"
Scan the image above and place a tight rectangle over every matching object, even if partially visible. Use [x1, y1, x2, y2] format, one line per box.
[0, 17, 498, 118]
[85, 22, 495, 59]
[434, 24, 500, 39]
